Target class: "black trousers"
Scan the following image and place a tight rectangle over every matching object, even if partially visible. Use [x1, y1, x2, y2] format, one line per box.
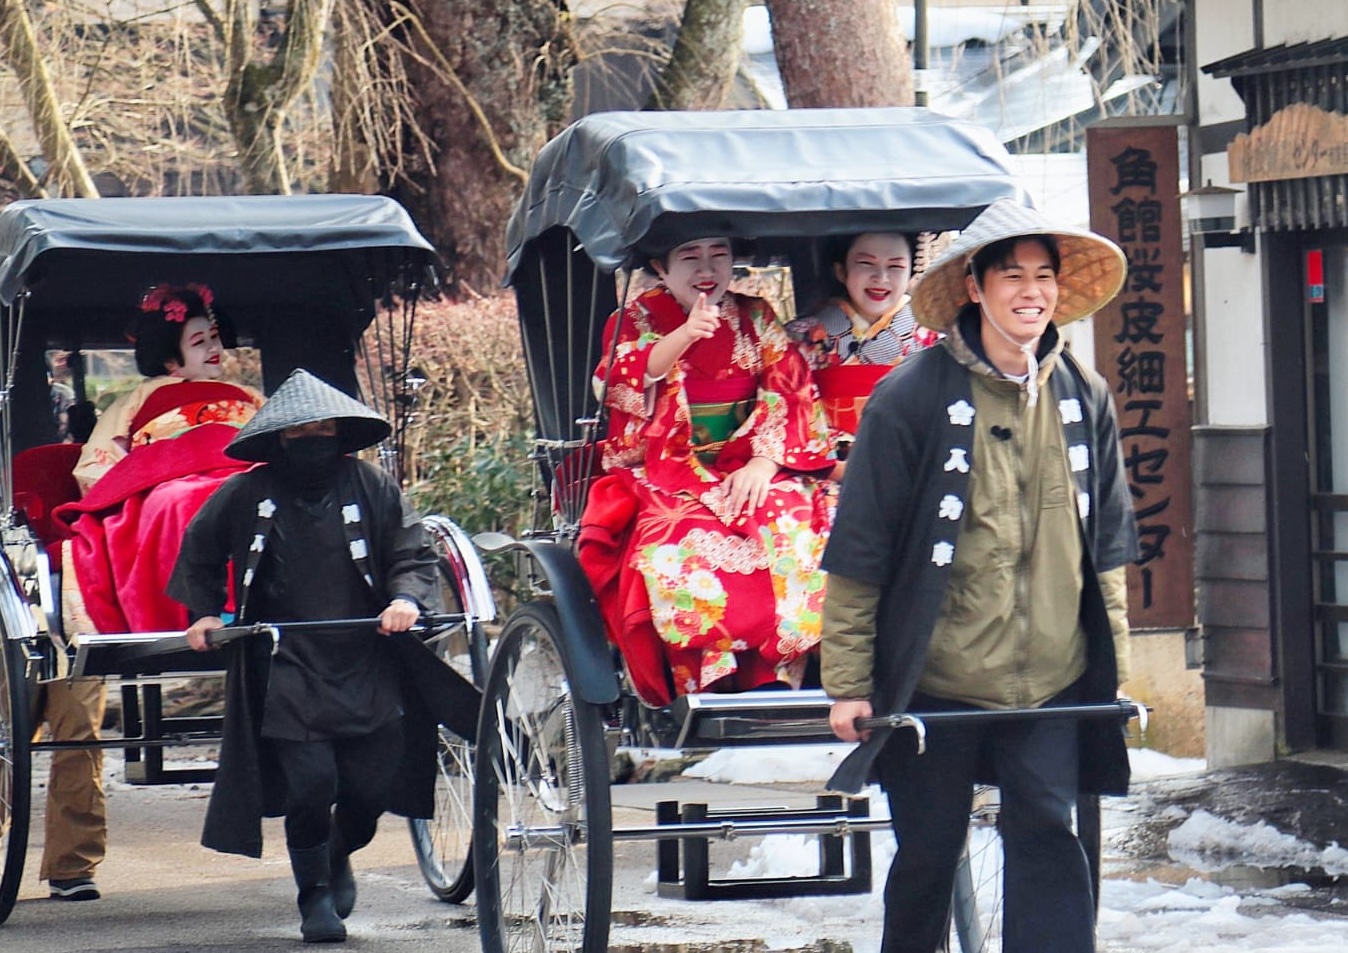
[874, 691, 1094, 953]
[271, 718, 405, 852]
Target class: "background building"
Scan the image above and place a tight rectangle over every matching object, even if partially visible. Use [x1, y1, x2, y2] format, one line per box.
[1188, 0, 1348, 766]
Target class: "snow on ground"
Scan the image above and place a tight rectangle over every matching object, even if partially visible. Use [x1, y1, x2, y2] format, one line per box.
[1168, 810, 1348, 878]
[642, 746, 1348, 952]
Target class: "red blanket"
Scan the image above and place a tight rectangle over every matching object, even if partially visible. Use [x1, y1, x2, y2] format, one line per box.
[54, 423, 253, 634]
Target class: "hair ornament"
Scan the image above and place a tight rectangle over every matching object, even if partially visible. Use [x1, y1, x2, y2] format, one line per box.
[138, 281, 216, 324]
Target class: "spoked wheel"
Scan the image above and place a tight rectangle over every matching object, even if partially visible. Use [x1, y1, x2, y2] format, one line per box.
[0, 635, 33, 925]
[474, 601, 612, 953]
[951, 785, 1004, 953]
[409, 518, 495, 904]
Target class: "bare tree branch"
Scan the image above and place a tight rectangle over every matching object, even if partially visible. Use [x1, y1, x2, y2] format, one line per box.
[0, 120, 47, 198]
[0, 0, 99, 197]
[193, 0, 227, 45]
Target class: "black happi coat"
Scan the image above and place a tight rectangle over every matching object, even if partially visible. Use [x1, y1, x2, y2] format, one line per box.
[823, 321, 1139, 796]
[169, 458, 472, 857]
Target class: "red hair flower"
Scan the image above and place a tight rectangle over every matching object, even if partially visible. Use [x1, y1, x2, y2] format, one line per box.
[138, 281, 215, 323]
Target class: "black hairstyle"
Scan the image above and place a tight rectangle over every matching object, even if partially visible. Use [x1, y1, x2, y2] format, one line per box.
[825, 231, 920, 268]
[130, 283, 215, 377]
[969, 235, 1061, 287]
[821, 231, 921, 297]
[638, 236, 753, 276]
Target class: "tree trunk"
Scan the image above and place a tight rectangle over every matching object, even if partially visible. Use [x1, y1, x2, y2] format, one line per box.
[645, 0, 748, 111]
[765, 0, 914, 108]
[394, 0, 576, 295]
[0, 0, 98, 197]
[221, 0, 335, 195]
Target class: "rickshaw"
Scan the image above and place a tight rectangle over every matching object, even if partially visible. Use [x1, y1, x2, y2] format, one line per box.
[477, 107, 1144, 953]
[0, 194, 495, 924]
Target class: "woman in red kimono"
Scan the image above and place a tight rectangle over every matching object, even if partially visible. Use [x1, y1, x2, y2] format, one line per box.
[57, 282, 263, 634]
[578, 237, 836, 706]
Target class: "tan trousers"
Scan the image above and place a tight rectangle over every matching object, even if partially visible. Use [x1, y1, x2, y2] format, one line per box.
[37, 679, 107, 881]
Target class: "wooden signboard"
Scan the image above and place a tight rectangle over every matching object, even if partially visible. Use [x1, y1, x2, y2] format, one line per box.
[1086, 122, 1195, 630]
[1229, 103, 1348, 183]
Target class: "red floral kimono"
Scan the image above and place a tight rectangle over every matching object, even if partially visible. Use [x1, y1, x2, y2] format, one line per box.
[577, 287, 836, 706]
[55, 381, 261, 634]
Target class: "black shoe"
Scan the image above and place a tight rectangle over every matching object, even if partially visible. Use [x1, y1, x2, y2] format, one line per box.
[289, 844, 346, 943]
[329, 836, 355, 920]
[49, 878, 100, 901]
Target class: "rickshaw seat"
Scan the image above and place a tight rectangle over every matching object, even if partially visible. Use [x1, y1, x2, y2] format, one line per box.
[551, 440, 607, 516]
[14, 442, 82, 545]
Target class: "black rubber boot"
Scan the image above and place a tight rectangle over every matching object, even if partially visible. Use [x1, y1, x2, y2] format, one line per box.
[329, 831, 356, 920]
[289, 844, 347, 943]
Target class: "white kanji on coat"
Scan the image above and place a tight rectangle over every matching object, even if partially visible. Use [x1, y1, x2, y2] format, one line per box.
[1059, 398, 1083, 424]
[932, 541, 955, 566]
[249, 534, 265, 553]
[1068, 444, 1090, 472]
[938, 494, 964, 521]
[947, 399, 975, 426]
[257, 498, 276, 518]
[342, 504, 361, 524]
[350, 539, 368, 561]
[943, 447, 970, 473]
[1078, 491, 1091, 519]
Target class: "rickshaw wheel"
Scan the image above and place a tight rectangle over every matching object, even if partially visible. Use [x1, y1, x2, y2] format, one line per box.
[0, 634, 33, 925]
[408, 520, 495, 904]
[951, 785, 1005, 953]
[474, 601, 612, 953]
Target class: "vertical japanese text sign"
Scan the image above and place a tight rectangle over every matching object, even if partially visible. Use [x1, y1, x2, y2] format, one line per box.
[1086, 122, 1195, 628]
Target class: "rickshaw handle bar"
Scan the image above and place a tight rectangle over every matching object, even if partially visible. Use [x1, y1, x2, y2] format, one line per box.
[72, 613, 468, 665]
[857, 699, 1145, 756]
[189, 612, 467, 651]
[856, 699, 1142, 732]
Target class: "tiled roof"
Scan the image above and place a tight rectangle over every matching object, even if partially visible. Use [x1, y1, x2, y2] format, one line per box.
[1204, 37, 1348, 78]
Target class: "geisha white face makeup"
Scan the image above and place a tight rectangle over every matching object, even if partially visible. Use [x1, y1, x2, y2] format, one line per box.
[835, 232, 913, 325]
[651, 237, 734, 312]
[167, 315, 223, 380]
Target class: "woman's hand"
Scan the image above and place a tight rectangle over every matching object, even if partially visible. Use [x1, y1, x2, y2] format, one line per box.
[829, 698, 873, 743]
[721, 456, 780, 519]
[378, 598, 420, 635]
[186, 616, 224, 652]
[646, 293, 720, 381]
[680, 292, 720, 342]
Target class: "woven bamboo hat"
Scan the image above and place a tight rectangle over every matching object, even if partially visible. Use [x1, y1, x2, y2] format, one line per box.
[226, 368, 390, 462]
[909, 198, 1127, 331]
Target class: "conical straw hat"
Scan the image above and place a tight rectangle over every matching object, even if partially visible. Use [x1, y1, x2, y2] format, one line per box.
[910, 198, 1127, 331]
[226, 368, 390, 462]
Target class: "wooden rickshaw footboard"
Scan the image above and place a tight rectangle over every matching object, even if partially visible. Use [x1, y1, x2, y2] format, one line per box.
[0, 195, 496, 927]
[464, 106, 1150, 953]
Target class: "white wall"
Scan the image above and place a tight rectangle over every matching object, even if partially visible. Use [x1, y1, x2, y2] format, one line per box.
[1195, 0, 1255, 128]
[1199, 242, 1268, 427]
[1262, 0, 1348, 44]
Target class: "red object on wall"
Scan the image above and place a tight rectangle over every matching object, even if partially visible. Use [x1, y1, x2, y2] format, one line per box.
[1307, 248, 1325, 304]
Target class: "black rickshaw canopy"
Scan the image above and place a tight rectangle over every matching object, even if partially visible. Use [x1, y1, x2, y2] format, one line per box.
[505, 106, 1028, 280]
[0, 194, 435, 406]
[0, 194, 434, 349]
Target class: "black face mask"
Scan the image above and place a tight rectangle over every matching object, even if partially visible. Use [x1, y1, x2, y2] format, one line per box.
[274, 434, 342, 497]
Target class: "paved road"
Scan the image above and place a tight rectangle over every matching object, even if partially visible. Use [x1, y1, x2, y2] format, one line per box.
[6, 754, 855, 953]
[6, 756, 481, 953]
